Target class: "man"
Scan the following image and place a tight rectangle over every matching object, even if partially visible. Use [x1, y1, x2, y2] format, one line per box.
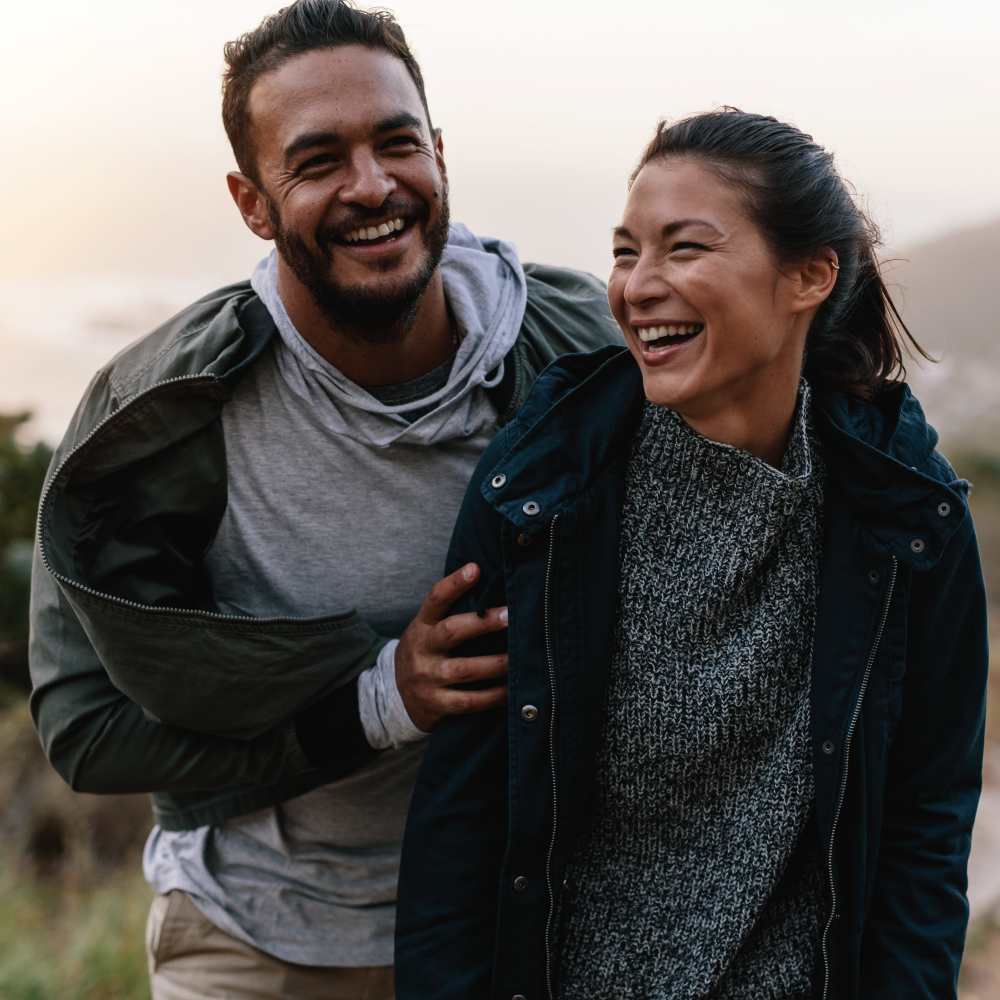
[28, 1, 618, 996]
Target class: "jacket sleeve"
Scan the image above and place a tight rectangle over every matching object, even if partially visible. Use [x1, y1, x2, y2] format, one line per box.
[395, 447, 510, 1000]
[859, 516, 989, 997]
[29, 540, 375, 794]
[28, 371, 375, 796]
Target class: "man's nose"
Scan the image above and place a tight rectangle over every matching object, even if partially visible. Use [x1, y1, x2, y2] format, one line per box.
[339, 152, 395, 208]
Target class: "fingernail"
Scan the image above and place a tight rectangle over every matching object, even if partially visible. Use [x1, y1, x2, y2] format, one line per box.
[499, 607, 509, 624]
[463, 563, 477, 581]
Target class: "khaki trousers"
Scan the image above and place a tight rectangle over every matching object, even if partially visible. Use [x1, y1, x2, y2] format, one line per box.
[146, 891, 395, 1000]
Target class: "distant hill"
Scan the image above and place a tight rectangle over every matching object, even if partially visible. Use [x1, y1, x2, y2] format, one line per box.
[887, 217, 1000, 453]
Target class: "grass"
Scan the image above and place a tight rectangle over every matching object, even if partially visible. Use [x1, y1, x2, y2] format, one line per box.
[0, 858, 151, 1000]
[0, 701, 153, 999]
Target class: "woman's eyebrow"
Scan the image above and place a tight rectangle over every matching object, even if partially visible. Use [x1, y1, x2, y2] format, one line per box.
[613, 219, 724, 241]
[660, 219, 723, 239]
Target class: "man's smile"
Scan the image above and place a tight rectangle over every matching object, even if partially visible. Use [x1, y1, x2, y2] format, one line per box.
[342, 216, 407, 243]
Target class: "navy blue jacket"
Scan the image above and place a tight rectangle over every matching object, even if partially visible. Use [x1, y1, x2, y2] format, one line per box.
[396, 346, 988, 1000]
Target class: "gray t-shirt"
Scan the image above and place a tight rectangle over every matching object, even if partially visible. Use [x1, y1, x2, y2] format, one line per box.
[143, 228, 526, 966]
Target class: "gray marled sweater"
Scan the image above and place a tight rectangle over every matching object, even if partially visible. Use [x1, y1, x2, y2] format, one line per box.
[557, 387, 825, 999]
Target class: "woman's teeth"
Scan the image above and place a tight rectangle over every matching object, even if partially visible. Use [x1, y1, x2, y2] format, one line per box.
[344, 217, 406, 243]
[637, 323, 704, 343]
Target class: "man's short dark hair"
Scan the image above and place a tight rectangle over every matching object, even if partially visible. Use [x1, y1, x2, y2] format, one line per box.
[222, 0, 432, 182]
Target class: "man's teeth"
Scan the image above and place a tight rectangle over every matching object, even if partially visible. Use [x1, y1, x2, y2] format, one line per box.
[637, 323, 704, 342]
[344, 218, 406, 243]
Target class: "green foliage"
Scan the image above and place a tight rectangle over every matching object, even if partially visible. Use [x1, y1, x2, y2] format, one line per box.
[0, 413, 52, 645]
[0, 702, 153, 997]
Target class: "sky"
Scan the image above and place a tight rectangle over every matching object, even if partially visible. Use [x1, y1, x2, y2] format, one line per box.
[3, 0, 999, 287]
[2, 0, 999, 440]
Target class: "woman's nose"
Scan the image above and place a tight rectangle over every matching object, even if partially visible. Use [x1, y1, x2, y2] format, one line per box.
[623, 257, 670, 308]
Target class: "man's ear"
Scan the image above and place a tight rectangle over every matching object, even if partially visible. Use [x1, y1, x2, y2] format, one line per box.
[433, 127, 448, 188]
[227, 172, 274, 241]
[791, 252, 839, 314]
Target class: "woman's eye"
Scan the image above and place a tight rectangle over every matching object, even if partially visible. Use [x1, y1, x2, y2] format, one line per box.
[671, 241, 707, 253]
[612, 246, 637, 259]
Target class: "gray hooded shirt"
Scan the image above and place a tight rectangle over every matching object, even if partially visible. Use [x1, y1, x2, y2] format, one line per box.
[143, 223, 527, 966]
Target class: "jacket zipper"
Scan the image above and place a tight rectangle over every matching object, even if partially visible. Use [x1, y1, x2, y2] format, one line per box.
[35, 374, 338, 628]
[820, 555, 898, 999]
[542, 515, 561, 1000]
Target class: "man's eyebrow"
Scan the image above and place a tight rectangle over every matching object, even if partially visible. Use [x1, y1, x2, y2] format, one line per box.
[283, 113, 426, 164]
[373, 111, 424, 134]
[284, 130, 340, 164]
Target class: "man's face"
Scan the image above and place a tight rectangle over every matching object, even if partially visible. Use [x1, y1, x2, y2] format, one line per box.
[247, 45, 449, 338]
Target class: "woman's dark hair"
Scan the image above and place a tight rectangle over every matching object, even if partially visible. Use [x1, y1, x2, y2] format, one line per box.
[222, 0, 432, 183]
[634, 109, 930, 398]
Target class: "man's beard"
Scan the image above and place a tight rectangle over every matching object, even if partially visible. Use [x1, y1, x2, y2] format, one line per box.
[268, 195, 450, 344]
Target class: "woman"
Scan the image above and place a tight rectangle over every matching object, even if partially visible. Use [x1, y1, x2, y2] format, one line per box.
[394, 110, 988, 1000]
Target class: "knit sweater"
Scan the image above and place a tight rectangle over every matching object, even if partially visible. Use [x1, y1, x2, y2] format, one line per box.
[556, 387, 825, 999]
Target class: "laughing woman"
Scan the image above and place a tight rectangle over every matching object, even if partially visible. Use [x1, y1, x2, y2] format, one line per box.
[394, 110, 989, 1000]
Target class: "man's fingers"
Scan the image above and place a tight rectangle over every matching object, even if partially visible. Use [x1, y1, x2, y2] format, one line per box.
[437, 685, 508, 716]
[438, 654, 508, 686]
[418, 563, 480, 623]
[432, 606, 508, 650]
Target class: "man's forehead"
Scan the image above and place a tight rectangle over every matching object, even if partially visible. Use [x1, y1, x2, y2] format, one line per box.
[248, 45, 428, 147]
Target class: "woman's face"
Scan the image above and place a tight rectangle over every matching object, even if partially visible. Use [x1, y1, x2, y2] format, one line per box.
[608, 157, 818, 430]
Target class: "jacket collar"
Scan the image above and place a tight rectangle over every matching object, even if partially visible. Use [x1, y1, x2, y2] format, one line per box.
[482, 346, 968, 569]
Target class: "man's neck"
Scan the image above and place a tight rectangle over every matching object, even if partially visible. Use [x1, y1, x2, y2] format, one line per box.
[276, 267, 454, 388]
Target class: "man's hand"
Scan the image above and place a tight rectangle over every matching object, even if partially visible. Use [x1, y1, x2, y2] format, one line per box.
[396, 563, 508, 732]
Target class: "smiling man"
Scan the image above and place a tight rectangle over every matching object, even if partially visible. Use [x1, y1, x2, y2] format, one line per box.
[28, 2, 618, 997]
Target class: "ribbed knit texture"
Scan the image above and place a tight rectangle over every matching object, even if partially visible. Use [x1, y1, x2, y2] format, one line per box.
[557, 386, 825, 999]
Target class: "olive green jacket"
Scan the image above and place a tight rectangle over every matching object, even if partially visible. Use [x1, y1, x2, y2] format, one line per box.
[29, 266, 619, 830]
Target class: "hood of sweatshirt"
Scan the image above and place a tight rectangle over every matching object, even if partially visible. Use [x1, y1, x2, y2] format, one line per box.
[250, 222, 527, 448]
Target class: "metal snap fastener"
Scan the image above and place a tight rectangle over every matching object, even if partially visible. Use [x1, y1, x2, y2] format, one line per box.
[513, 875, 529, 893]
[512, 995, 528, 1000]
[937, 502, 951, 518]
[522, 500, 541, 517]
[822, 740, 836, 755]
[910, 538, 926, 554]
[516, 532, 534, 547]
[521, 704, 539, 722]
[867, 569, 879, 585]
[490, 473, 507, 489]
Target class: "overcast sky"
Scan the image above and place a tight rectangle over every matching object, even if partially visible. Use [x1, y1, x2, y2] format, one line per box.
[4, 0, 999, 289]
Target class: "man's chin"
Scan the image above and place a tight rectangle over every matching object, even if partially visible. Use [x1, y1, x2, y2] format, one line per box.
[307, 269, 434, 341]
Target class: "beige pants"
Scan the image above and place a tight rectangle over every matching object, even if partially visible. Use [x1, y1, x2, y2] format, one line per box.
[146, 890, 395, 1000]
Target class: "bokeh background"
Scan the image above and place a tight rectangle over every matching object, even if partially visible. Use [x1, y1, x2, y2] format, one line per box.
[1, 1, 997, 995]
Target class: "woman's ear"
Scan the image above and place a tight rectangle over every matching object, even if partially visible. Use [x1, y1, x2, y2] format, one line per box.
[791, 253, 839, 314]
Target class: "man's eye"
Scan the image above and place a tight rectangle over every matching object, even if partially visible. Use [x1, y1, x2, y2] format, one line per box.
[299, 154, 338, 172]
[384, 135, 421, 150]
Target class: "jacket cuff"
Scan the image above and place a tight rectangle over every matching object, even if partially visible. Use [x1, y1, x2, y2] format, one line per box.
[293, 676, 377, 771]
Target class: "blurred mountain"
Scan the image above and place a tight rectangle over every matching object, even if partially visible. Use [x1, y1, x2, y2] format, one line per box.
[888, 217, 1000, 454]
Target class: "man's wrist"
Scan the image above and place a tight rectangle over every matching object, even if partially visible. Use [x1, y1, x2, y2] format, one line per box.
[358, 639, 429, 750]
